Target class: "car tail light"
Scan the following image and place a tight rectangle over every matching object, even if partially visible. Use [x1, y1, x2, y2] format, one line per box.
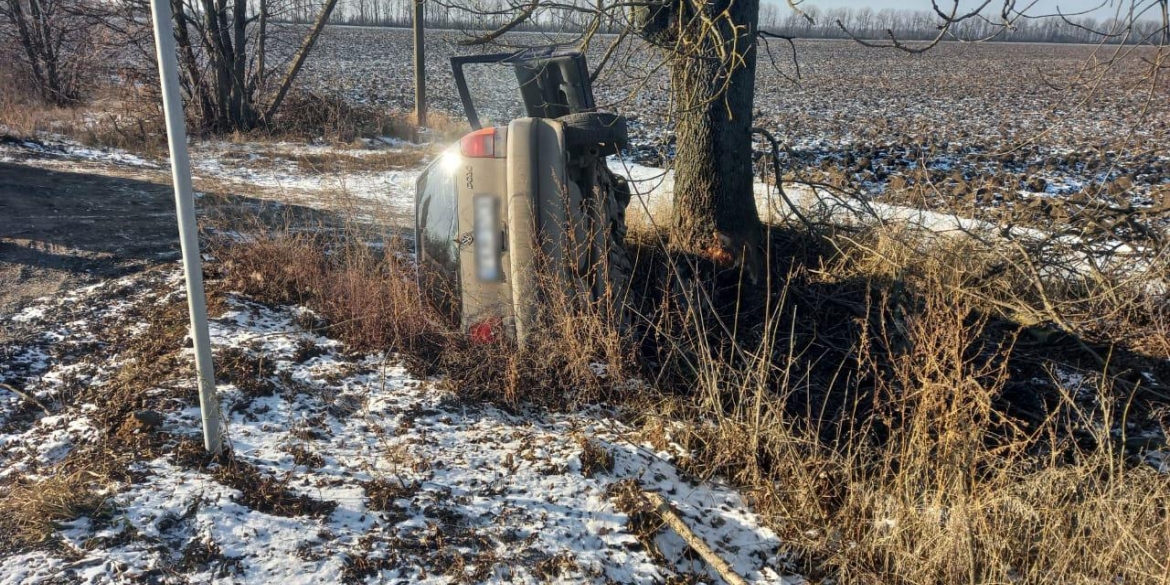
[460, 127, 497, 158]
[469, 318, 501, 344]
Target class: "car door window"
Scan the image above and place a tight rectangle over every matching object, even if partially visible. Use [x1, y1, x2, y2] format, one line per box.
[416, 159, 460, 321]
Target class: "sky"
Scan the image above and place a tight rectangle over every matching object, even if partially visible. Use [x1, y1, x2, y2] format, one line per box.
[782, 0, 1125, 15]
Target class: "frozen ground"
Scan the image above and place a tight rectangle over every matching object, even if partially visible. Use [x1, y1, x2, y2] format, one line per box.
[0, 134, 428, 223]
[0, 135, 804, 583]
[189, 140, 425, 221]
[295, 27, 1170, 214]
[0, 267, 803, 584]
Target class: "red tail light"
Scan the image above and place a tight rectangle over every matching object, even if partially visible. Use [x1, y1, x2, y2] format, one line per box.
[469, 318, 501, 344]
[460, 127, 497, 158]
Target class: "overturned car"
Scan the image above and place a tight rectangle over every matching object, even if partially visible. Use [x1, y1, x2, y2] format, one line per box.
[415, 49, 632, 345]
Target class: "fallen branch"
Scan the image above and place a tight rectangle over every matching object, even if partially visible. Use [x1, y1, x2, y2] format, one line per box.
[640, 489, 749, 585]
[0, 382, 51, 415]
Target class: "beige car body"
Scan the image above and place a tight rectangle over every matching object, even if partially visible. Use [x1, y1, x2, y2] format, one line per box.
[417, 117, 626, 345]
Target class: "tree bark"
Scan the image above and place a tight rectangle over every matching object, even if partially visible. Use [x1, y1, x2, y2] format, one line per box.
[230, 0, 251, 127]
[172, 0, 215, 125]
[640, 489, 749, 585]
[5, 0, 74, 105]
[639, 0, 765, 277]
[5, 0, 48, 95]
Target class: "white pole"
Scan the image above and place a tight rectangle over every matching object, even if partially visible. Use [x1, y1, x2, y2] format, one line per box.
[148, 0, 222, 455]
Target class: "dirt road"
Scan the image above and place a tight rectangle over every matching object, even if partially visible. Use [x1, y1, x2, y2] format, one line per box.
[0, 146, 406, 342]
[0, 161, 182, 336]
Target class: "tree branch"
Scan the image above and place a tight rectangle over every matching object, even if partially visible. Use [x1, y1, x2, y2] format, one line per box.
[261, 0, 340, 124]
[458, 1, 539, 46]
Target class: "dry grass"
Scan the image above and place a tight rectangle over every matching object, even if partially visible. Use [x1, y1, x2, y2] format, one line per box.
[212, 225, 633, 407]
[0, 282, 224, 554]
[172, 439, 337, 518]
[576, 436, 615, 478]
[0, 89, 166, 156]
[0, 61, 166, 155]
[209, 210, 1170, 583]
[270, 90, 467, 145]
[630, 223, 1170, 584]
[1, 78, 467, 158]
[290, 150, 429, 172]
[437, 272, 634, 408]
[362, 477, 421, 513]
[218, 147, 431, 174]
[0, 469, 113, 549]
[212, 230, 447, 367]
[216, 346, 277, 398]
[691, 300, 1170, 583]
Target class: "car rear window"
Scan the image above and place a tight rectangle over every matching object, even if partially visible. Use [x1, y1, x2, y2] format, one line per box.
[416, 157, 460, 322]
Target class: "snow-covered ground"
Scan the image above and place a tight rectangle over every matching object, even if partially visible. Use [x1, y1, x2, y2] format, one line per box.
[189, 141, 425, 218]
[0, 135, 427, 222]
[0, 268, 803, 584]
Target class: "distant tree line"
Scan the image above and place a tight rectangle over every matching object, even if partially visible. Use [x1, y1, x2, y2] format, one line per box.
[282, 0, 1165, 45]
[758, 4, 1166, 44]
[281, 0, 622, 33]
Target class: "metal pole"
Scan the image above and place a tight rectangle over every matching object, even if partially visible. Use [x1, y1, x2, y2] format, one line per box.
[148, 0, 222, 455]
[413, 0, 427, 128]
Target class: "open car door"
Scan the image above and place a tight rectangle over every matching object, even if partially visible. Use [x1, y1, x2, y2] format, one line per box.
[451, 48, 596, 129]
[433, 48, 630, 346]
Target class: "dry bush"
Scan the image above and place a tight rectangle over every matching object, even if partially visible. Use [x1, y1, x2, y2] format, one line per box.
[212, 222, 633, 408]
[271, 90, 467, 145]
[270, 91, 372, 143]
[375, 110, 468, 145]
[286, 150, 430, 172]
[436, 244, 636, 409]
[0, 79, 166, 155]
[669, 284, 1170, 583]
[638, 222, 1170, 583]
[212, 230, 447, 366]
[0, 33, 165, 154]
[172, 440, 336, 518]
[576, 435, 614, 477]
[1, 82, 461, 156]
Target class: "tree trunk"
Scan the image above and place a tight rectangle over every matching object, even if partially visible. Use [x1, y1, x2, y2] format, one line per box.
[262, 0, 340, 124]
[669, 39, 763, 261]
[6, 0, 75, 105]
[639, 0, 765, 278]
[172, 0, 217, 128]
[230, 0, 253, 128]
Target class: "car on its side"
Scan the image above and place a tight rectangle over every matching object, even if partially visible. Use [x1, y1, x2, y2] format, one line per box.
[415, 50, 631, 345]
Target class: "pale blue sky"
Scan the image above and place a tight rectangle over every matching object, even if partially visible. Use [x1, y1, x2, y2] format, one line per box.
[783, 0, 1124, 15]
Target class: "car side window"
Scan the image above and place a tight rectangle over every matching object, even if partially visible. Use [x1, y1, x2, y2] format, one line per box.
[417, 159, 460, 321]
[418, 161, 458, 272]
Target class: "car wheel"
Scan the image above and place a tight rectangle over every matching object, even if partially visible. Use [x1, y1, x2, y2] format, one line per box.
[559, 112, 628, 152]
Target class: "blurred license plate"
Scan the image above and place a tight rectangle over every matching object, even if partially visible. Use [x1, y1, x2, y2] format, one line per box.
[473, 194, 502, 282]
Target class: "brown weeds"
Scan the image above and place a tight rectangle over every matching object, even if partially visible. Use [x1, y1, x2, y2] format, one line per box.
[209, 215, 1170, 583]
[173, 439, 336, 518]
[0, 470, 113, 549]
[576, 436, 614, 478]
[213, 230, 446, 366]
[269, 90, 467, 145]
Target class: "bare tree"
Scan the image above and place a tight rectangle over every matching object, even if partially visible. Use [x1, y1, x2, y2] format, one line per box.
[113, 0, 342, 132]
[0, 0, 93, 105]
